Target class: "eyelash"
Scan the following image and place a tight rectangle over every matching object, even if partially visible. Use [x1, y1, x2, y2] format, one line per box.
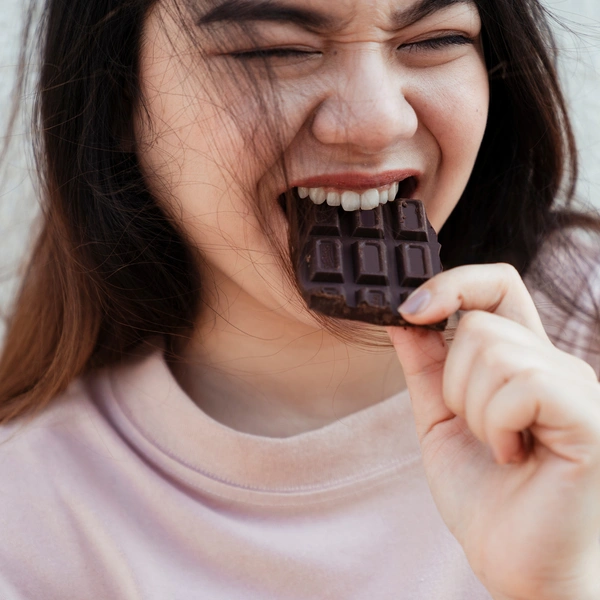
[231, 48, 318, 60]
[231, 35, 474, 60]
[404, 34, 474, 52]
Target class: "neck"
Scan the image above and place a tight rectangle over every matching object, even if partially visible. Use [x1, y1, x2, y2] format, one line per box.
[170, 285, 407, 438]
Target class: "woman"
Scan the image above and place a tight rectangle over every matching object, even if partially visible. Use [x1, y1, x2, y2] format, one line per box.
[1, 0, 599, 597]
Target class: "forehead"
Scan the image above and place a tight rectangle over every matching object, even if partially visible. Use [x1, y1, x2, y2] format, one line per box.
[197, 0, 478, 32]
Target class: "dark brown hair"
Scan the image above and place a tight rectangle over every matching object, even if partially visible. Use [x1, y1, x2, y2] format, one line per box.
[0, 0, 599, 424]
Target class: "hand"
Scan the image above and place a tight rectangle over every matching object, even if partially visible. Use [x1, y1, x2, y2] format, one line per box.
[387, 263, 600, 600]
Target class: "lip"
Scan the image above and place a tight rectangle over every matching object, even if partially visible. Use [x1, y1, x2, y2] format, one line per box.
[290, 170, 421, 192]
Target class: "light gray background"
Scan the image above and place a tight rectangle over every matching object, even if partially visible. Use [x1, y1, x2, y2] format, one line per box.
[1, 0, 599, 339]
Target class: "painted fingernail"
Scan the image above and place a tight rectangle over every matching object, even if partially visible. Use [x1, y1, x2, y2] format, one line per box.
[398, 289, 432, 314]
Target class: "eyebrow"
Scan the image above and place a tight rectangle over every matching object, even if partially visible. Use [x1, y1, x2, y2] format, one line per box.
[393, 0, 474, 29]
[197, 0, 337, 31]
[197, 0, 475, 32]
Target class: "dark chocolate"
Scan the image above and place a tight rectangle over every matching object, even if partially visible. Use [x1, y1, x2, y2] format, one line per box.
[297, 199, 446, 330]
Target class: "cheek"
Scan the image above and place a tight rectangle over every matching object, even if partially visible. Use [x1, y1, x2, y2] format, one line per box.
[134, 9, 307, 316]
[411, 60, 489, 230]
[137, 48, 270, 213]
[137, 26, 282, 201]
[136, 71, 301, 304]
[135, 83, 250, 279]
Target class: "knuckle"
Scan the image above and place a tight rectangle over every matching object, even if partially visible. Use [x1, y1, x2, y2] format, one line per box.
[517, 367, 547, 390]
[495, 262, 521, 282]
[443, 378, 461, 413]
[551, 347, 598, 382]
[576, 359, 599, 383]
[456, 310, 494, 343]
[458, 309, 488, 331]
[479, 343, 505, 370]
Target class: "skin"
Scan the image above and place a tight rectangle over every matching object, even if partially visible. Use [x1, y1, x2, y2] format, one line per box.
[137, 0, 488, 436]
[136, 0, 600, 597]
[391, 267, 600, 599]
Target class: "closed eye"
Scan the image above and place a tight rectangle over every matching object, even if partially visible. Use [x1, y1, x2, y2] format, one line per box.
[229, 35, 473, 60]
[402, 34, 474, 52]
[231, 48, 320, 59]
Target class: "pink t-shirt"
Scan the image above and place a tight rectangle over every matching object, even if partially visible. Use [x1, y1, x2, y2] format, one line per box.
[0, 348, 492, 599]
[1, 244, 598, 599]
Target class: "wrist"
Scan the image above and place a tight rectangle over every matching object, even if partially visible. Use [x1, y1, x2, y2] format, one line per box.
[489, 559, 600, 600]
[490, 579, 600, 600]
[491, 584, 600, 600]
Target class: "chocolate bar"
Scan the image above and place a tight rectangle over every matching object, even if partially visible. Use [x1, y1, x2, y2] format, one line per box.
[296, 199, 446, 330]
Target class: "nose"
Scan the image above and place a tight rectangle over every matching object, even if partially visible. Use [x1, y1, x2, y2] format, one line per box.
[310, 48, 418, 153]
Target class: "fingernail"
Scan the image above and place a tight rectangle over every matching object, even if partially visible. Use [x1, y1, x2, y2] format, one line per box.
[398, 289, 431, 315]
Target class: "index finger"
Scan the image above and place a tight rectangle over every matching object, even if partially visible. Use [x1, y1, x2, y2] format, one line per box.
[398, 263, 549, 341]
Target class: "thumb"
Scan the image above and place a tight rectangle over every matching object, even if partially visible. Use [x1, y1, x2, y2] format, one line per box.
[386, 324, 453, 440]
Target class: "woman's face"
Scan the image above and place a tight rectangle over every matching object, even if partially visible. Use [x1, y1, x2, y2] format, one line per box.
[136, 0, 489, 325]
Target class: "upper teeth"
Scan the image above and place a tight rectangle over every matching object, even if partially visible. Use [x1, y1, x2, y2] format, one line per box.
[297, 182, 400, 211]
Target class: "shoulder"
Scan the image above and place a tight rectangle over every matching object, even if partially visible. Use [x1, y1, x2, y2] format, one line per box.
[525, 228, 600, 375]
[0, 369, 112, 463]
[0, 368, 129, 598]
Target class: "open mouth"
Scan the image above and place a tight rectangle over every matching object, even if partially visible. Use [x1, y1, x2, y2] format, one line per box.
[278, 176, 418, 216]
